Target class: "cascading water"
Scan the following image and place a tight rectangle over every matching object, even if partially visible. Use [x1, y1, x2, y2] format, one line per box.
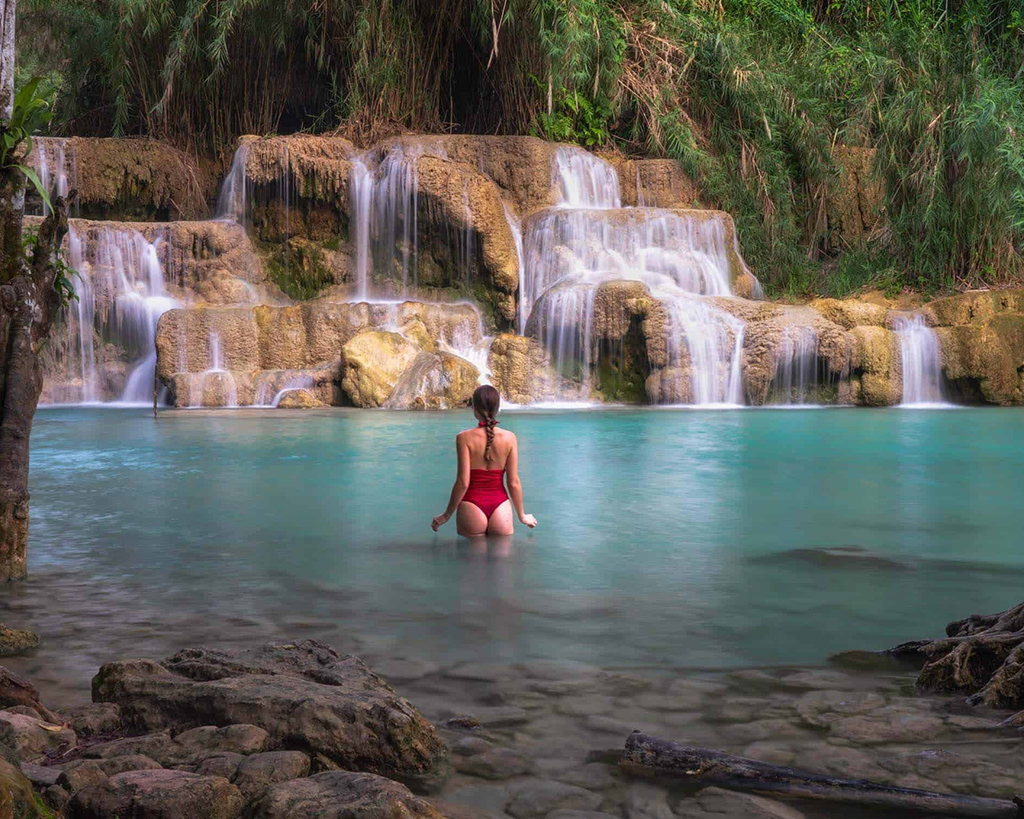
[894, 313, 947, 406]
[216, 143, 250, 222]
[30, 138, 75, 215]
[50, 225, 177, 403]
[768, 326, 827, 405]
[522, 147, 747, 405]
[190, 331, 238, 408]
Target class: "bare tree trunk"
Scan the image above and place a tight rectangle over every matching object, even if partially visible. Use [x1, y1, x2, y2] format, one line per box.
[0, 0, 74, 580]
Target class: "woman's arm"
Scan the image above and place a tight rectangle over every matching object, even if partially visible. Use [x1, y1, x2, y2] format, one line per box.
[505, 435, 537, 528]
[432, 435, 471, 530]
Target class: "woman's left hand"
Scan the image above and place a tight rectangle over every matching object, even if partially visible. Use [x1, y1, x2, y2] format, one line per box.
[431, 513, 450, 531]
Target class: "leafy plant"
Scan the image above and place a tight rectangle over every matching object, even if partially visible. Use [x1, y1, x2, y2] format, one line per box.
[1, 76, 56, 209]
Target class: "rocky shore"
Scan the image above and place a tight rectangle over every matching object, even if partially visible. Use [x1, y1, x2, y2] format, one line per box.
[1, 623, 1020, 819]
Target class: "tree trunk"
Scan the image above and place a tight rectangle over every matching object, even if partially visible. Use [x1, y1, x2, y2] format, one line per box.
[621, 732, 1024, 818]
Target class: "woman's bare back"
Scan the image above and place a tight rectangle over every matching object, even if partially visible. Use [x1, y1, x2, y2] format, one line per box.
[459, 426, 514, 470]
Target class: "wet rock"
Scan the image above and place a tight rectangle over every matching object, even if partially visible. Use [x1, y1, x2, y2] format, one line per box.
[92, 640, 450, 793]
[548, 812, 621, 819]
[69, 768, 245, 819]
[519, 661, 601, 682]
[340, 330, 422, 407]
[62, 702, 123, 737]
[555, 695, 614, 717]
[384, 351, 479, 410]
[83, 731, 177, 763]
[57, 760, 109, 792]
[674, 786, 806, 819]
[506, 778, 603, 819]
[0, 625, 39, 656]
[623, 781, 673, 819]
[0, 709, 76, 760]
[275, 389, 322, 409]
[451, 736, 492, 757]
[468, 705, 530, 728]
[20, 761, 61, 787]
[430, 800, 505, 819]
[455, 746, 532, 780]
[446, 782, 512, 814]
[89, 754, 163, 776]
[195, 752, 242, 779]
[487, 334, 560, 404]
[44, 783, 72, 812]
[551, 763, 617, 791]
[232, 750, 311, 799]
[173, 724, 270, 761]
[250, 771, 448, 819]
[372, 658, 441, 682]
[828, 708, 944, 745]
[445, 662, 510, 683]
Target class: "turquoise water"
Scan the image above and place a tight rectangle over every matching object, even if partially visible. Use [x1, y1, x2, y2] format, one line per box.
[8, 406, 1024, 701]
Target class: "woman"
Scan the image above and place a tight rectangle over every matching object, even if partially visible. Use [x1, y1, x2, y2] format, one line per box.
[432, 385, 538, 537]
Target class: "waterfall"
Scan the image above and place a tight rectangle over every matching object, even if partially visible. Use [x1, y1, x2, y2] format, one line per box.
[30, 137, 75, 215]
[216, 143, 250, 221]
[349, 156, 373, 300]
[254, 373, 314, 407]
[190, 331, 238, 408]
[894, 313, 947, 406]
[554, 146, 621, 208]
[768, 326, 826, 405]
[521, 196, 746, 404]
[50, 225, 177, 404]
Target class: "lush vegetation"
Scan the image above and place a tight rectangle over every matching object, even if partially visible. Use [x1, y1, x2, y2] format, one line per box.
[18, 0, 1024, 295]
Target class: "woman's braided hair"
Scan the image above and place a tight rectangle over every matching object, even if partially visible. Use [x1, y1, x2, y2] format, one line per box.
[473, 385, 501, 464]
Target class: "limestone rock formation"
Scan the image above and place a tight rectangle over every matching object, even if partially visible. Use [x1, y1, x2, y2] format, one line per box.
[384, 352, 479, 410]
[59, 138, 210, 220]
[849, 325, 901, 406]
[156, 300, 484, 408]
[91, 641, 451, 793]
[341, 331, 423, 408]
[924, 291, 1024, 404]
[488, 335, 560, 404]
[828, 146, 883, 247]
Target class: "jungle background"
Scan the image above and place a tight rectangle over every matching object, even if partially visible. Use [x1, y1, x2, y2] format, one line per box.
[15, 0, 1024, 298]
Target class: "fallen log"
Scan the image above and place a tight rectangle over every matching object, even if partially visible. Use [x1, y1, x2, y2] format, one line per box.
[620, 732, 1024, 818]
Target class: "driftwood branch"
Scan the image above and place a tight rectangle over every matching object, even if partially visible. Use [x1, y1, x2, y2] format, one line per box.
[620, 732, 1024, 819]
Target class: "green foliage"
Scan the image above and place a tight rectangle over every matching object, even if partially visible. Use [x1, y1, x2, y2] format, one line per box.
[22, 227, 79, 308]
[1, 77, 57, 209]
[17, 0, 1024, 293]
[266, 244, 334, 301]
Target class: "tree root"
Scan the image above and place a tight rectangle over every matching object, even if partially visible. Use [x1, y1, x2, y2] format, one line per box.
[620, 732, 1024, 818]
[887, 600, 1024, 709]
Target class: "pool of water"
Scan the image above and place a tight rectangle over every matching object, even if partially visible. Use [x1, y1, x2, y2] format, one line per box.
[5, 405, 1023, 703]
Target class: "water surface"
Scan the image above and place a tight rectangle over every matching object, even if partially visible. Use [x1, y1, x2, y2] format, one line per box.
[7, 406, 1022, 703]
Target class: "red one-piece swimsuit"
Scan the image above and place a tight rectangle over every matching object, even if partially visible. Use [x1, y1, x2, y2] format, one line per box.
[462, 468, 509, 518]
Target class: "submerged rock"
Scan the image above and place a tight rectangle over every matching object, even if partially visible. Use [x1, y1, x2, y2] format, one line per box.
[0, 625, 39, 657]
[91, 640, 450, 793]
[250, 770, 450, 819]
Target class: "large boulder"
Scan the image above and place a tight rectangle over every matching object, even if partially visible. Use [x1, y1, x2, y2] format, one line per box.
[250, 771, 450, 819]
[0, 710, 76, 761]
[340, 331, 423, 407]
[384, 351, 479, 410]
[68, 769, 244, 819]
[91, 641, 450, 793]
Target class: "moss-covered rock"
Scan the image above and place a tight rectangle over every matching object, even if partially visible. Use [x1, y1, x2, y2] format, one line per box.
[0, 758, 53, 819]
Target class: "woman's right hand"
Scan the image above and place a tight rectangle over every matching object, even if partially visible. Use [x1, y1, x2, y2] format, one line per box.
[519, 513, 537, 529]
